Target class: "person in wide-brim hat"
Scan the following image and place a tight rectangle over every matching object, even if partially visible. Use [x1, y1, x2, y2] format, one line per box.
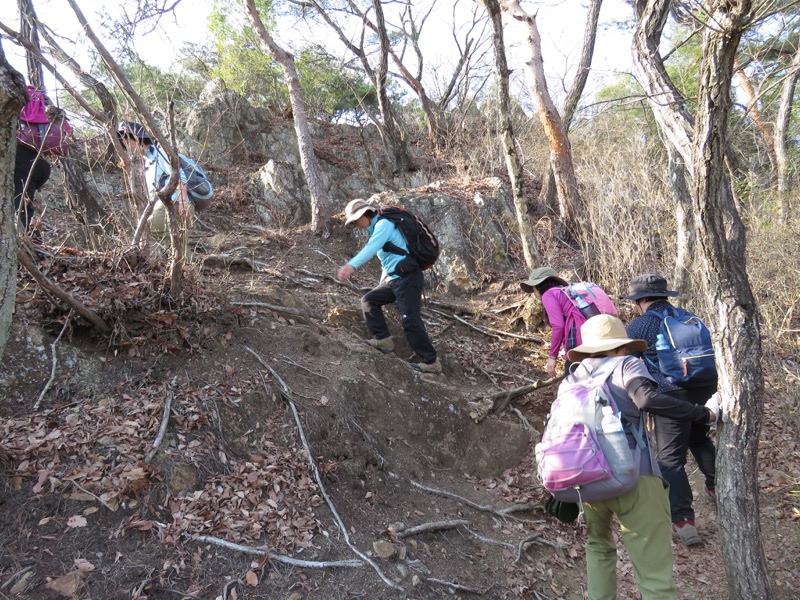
[622, 274, 679, 301]
[567, 314, 648, 362]
[520, 266, 568, 294]
[343, 198, 376, 229]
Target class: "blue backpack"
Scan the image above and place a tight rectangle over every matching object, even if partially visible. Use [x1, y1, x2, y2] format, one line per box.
[157, 153, 214, 210]
[645, 307, 717, 387]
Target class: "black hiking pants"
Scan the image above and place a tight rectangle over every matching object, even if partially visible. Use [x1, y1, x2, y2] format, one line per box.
[654, 384, 717, 523]
[14, 144, 51, 232]
[361, 270, 437, 364]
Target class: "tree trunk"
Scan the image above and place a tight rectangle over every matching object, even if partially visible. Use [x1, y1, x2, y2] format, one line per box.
[734, 60, 776, 170]
[502, 0, 581, 241]
[482, 0, 538, 270]
[692, 1, 771, 597]
[244, 0, 331, 235]
[371, 0, 415, 175]
[542, 0, 603, 212]
[0, 44, 26, 360]
[775, 43, 800, 221]
[668, 146, 695, 299]
[61, 154, 114, 239]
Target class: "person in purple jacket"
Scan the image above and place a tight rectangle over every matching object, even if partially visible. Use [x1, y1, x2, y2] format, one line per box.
[520, 266, 583, 377]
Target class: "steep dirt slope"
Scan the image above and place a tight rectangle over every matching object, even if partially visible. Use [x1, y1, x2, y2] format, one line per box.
[1, 212, 798, 599]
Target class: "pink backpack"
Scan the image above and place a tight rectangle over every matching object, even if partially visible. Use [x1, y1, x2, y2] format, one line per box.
[562, 282, 617, 318]
[16, 86, 72, 156]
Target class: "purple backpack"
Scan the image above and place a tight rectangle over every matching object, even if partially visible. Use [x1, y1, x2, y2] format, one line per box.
[16, 86, 72, 156]
[535, 357, 647, 503]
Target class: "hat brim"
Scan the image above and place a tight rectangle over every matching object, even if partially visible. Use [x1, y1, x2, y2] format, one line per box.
[622, 289, 679, 301]
[520, 276, 568, 293]
[344, 206, 373, 229]
[567, 338, 648, 362]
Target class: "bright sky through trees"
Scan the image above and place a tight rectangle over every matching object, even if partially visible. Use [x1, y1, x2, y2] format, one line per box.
[1, 0, 635, 109]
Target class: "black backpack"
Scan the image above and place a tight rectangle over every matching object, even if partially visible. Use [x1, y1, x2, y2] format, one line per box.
[377, 205, 440, 275]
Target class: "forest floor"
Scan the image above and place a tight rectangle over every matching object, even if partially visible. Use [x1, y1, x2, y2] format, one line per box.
[1, 192, 799, 600]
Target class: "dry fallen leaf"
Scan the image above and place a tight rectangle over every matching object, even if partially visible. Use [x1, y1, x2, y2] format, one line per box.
[46, 571, 83, 597]
[74, 558, 95, 572]
[66, 515, 88, 528]
[245, 570, 259, 586]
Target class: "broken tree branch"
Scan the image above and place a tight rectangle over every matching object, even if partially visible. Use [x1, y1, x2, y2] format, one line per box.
[145, 391, 174, 464]
[425, 577, 484, 594]
[33, 310, 73, 410]
[395, 520, 469, 539]
[195, 536, 362, 568]
[410, 480, 536, 518]
[17, 243, 109, 331]
[482, 376, 562, 418]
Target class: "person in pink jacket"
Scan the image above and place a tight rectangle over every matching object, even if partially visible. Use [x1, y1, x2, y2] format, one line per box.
[520, 266, 583, 377]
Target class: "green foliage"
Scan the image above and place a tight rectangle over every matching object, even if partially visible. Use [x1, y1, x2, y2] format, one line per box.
[296, 49, 378, 120]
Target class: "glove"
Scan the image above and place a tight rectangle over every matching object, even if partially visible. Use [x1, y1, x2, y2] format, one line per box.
[705, 393, 721, 426]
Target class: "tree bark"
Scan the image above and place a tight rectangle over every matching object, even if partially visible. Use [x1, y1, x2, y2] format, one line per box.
[0, 43, 26, 360]
[775, 43, 800, 221]
[502, 0, 581, 241]
[482, 0, 538, 270]
[244, 0, 331, 235]
[692, 1, 771, 597]
[542, 0, 603, 212]
[668, 146, 695, 298]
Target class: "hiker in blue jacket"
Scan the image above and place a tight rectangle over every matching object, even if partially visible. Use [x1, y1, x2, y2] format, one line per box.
[624, 274, 718, 546]
[116, 121, 196, 254]
[336, 199, 441, 374]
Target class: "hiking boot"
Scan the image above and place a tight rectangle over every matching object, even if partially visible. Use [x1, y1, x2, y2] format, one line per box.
[363, 336, 395, 353]
[411, 358, 443, 374]
[672, 519, 701, 546]
[704, 486, 716, 503]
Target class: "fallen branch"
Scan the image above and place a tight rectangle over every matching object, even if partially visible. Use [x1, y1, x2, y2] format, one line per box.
[17, 244, 109, 331]
[480, 376, 562, 419]
[395, 520, 469, 539]
[426, 307, 544, 343]
[67, 479, 118, 512]
[145, 391, 174, 464]
[510, 407, 537, 434]
[410, 480, 536, 518]
[202, 254, 270, 272]
[195, 536, 362, 569]
[232, 301, 320, 320]
[33, 311, 73, 410]
[243, 347, 403, 592]
[425, 577, 484, 594]
[293, 267, 369, 293]
[278, 355, 330, 379]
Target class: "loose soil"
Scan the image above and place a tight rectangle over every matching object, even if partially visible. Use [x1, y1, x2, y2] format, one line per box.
[1, 201, 798, 599]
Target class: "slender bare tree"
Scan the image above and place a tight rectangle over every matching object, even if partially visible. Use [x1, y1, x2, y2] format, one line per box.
[501, 0, 582, 241]
[245, 0, 331, 235]
[480, 0, 538, 270]
[775, 42, 800, 220]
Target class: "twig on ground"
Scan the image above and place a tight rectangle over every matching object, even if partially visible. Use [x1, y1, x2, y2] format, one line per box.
[395, 520, 469, 539]
[426, 307, 544, 343]
[0, 566, 34, 591]
[491, 300, 527, 314]
[510, 407, 537, 434]
[145, 391, 174, 464]
[410, 480, 536, 518]
[470, 354, 500, 389]
[293, 267, 370, 292]
[462, 526, 516, 549]
[312, 248, 336, 264]
[479, 377, 562, 419]
[515, 534, 543, 564]
[232, 301, 320, 320]
[68, 479, 117, 512]
[33, 310, 73, 410]
[195, 536, 362, 568]
[201, 253, 270, 272]
[425, 577, 484, 594]
[243, 347, 404, 592]
[158, 589, 202, 599]
[278, 355, 330, 379]
[221, 578, 240, 600]
[193, 216, 217, 233]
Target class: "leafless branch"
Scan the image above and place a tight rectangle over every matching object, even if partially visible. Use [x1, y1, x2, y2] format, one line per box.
[195, 536, 363, 568]
[410, 480, 536, 518]
[145, 391, 174, 464]
[33, 310, 73, 410]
